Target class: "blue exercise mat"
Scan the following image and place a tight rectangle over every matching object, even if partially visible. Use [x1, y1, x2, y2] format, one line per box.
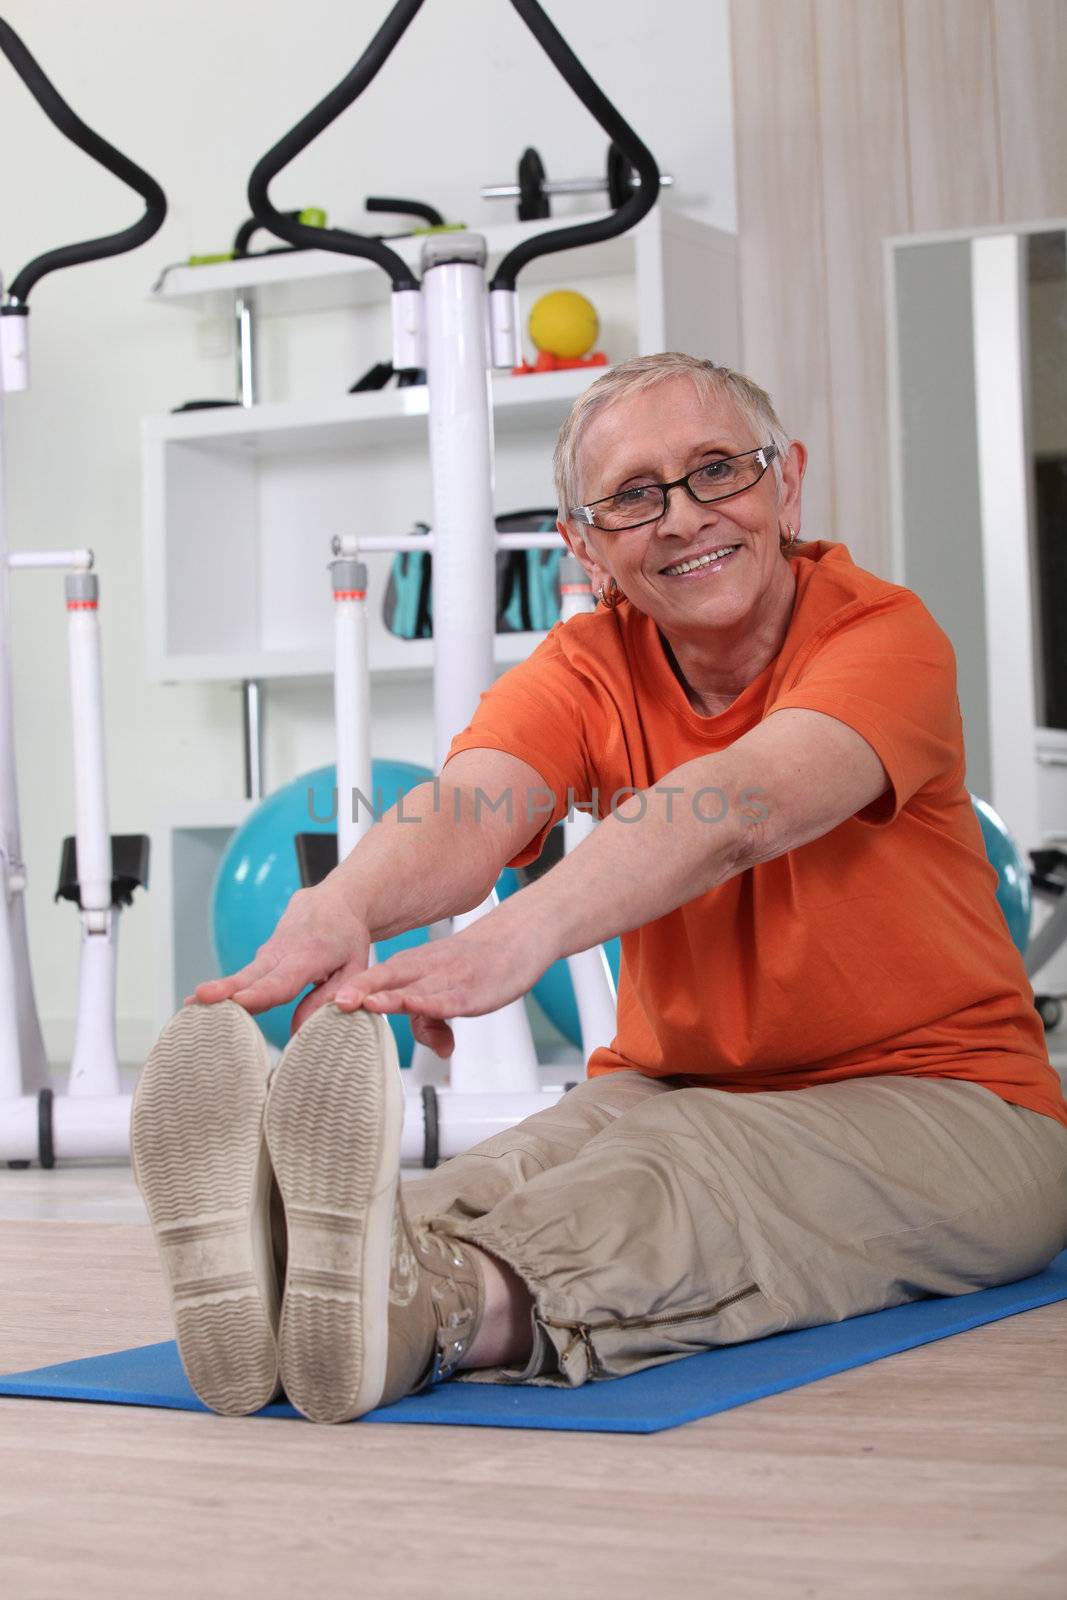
[3, 1253, 1065, 1433]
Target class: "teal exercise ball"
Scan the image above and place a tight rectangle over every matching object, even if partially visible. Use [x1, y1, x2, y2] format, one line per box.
[971, 794, 1032, 956]
[212, 760, 433, 1057]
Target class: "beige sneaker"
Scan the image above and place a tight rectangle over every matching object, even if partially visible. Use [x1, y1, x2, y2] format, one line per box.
[131, 1001, 280, 1416]
[265, 1003, 484, 1424]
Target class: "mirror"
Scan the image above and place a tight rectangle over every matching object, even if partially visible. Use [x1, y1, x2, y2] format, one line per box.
[888, 222, 1067, 859]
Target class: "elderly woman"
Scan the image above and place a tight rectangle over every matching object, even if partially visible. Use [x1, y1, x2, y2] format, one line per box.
[133, 353, 1067, 1425]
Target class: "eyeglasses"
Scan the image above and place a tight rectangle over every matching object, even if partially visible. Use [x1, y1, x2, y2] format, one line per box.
[570, 444, 778, 532]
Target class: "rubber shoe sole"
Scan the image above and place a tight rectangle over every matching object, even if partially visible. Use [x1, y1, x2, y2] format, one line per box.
[131, 1001, 279, 1417]
[265, 1004, 404, 1425]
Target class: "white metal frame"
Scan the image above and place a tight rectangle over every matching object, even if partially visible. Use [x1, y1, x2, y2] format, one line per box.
[0, 232, 620, 1166]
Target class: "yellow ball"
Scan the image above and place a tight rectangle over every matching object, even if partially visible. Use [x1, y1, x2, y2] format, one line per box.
[528, 290, 599, 360]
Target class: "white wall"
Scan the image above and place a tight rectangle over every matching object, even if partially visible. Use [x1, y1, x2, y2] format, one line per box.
[0, 0, 735, 1063]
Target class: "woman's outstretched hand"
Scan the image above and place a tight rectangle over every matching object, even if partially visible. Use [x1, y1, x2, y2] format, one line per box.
[331, 908, 557, 1060]
[188, 884, 373, 1025]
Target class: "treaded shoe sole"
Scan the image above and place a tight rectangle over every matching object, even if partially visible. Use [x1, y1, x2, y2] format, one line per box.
[265, 1004, 404, 1425]
[131, 1001, 279, 1416]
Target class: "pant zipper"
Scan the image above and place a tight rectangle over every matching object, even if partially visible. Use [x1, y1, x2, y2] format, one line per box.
[542, 1282, 762, 1374]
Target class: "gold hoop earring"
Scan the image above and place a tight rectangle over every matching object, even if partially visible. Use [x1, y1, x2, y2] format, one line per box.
[780, 525, 797, 549]
[597, 577, 622, 609]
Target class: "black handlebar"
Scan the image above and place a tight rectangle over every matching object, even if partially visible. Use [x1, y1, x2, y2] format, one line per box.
[0, 15, 167, 305]
[245, 0, 660, 294]
[247, 0, 425, 292]
[490, 0, 659, 290]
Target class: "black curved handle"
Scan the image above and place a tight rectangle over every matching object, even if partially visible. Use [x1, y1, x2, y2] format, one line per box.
[246, 0, 424, 291]
[489, 0, 659, 292]
[366, 196, 445, 229]
[0, 16, 167, 305]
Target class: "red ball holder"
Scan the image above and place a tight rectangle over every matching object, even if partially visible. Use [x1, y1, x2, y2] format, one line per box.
[512, 349, 609, 376]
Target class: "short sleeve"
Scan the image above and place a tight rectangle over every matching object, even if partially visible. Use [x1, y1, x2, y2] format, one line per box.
[444, 630, 601, 866]
[767, 596, 964, 827]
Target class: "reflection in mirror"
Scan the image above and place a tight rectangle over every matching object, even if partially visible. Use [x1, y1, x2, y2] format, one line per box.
[890, 222, 1067, 1003]
[889, 222, 1067, 864]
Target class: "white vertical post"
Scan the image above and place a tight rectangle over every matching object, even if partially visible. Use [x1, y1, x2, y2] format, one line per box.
[420, 235, 538, 1093]
[972, 235, 1042, 856]
[421, 237, 496, 771]
[65, 571, 120, 1096]
[332, 558, 372, 862]
[66, 574, 112, 928]
[558, 554, 616, 1065]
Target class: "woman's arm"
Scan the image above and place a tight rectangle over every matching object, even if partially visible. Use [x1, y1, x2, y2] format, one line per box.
[516, 706, 889, 960]
[335, 708, 888, 1039]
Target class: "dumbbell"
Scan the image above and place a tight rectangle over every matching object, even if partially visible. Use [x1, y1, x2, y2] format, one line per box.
[482, 144, 673, 221]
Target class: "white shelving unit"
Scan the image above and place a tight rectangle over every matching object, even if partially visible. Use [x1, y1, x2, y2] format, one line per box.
[143, 367, 594, 683]
[145, 207, 739, 1024]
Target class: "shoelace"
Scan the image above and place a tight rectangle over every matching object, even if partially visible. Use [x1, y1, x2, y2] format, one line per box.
[413, 1227, 477, 1386]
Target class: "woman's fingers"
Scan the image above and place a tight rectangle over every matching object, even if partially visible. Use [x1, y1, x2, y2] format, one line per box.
[335, 956, 421, 1009]
[191, 954, 278, 1006]
[411, 1013, 455, 1059]
[341, 975, 459, 1017]
[288, 949, 374, 1033]
[230, 953, 332, 1014]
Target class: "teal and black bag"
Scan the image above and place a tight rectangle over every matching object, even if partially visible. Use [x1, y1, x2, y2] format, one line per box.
[383, 510, 562, 639]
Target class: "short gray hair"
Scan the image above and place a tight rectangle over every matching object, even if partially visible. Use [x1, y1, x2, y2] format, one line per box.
[553, 352, 790, 522]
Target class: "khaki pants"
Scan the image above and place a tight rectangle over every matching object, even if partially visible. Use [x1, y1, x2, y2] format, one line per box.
[408, 1072, 1067, 1387]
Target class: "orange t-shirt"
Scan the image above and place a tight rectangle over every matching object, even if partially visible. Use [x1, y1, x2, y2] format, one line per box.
[446, 540, 1067, 1130]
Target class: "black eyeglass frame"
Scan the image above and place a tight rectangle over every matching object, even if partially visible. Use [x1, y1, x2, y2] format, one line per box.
[570, 443, 779, 531]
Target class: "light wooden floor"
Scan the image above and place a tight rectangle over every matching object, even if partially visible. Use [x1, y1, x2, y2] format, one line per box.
[0, 1174, 1065, 1600]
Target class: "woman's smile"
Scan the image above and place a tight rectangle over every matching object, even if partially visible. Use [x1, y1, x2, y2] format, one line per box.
[658, 542, 741, 580]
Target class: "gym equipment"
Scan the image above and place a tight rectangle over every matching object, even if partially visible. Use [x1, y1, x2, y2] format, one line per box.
[482, 141, 674, 220]
[211, 759, 434, 1058]
[176, 196, 455, 273]
[0, 18, 166, 1162]
[326, 525, 618, 1108]
[185, 207, 328, 268]
[971, 795, 1032, 956]
[348, 360, 425, 392]
[242, 0, 656, 1124]
[6, 1249, 1065, 1430]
